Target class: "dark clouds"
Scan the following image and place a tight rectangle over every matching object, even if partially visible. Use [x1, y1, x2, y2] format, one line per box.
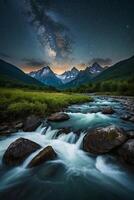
[88, 58, 112, 66]
[22, 58, 49, 68]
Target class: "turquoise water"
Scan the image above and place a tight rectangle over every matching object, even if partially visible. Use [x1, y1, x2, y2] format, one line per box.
[0, 96, 134, 200]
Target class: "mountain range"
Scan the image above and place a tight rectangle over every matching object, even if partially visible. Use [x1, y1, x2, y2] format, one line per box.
[29, 62, 104, 88]
[0, 55, 134, 90]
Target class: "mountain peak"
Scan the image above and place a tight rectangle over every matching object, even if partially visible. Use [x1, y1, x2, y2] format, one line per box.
[41, 66, 51, 71]
[71, 67, 79, 72]
[89, 62, 103, 74]
[40, 66, 54, 75]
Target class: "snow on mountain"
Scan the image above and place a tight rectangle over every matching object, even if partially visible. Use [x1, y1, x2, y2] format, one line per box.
[28, 63, 104, 89]
[57, 67, 79, 83]
[29, 66, 62, 87]
[88, 62, 103, 74]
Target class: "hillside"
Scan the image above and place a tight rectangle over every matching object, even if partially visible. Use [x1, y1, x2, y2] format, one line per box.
[93, 56, 134, 82]
[0, 59, 45, 88]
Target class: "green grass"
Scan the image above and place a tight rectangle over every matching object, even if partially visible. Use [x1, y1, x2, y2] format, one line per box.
[0, 88, 91, 122]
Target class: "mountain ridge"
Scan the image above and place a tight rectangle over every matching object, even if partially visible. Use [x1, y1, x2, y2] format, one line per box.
[0, 59, 45, 87]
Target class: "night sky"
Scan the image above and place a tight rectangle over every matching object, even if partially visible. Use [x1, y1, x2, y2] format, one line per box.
[0, 0, 134, 74]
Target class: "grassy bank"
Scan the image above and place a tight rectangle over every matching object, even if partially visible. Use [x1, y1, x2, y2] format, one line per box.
[0, 88, 91, 122]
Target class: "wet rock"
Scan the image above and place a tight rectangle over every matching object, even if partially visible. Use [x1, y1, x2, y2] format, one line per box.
[83, 126, 127, 154]
[3, 138, 41, 166]
[118, 139, 134, 165]
[126, 131, 134, 139]
[0, 125, 8, 132]
[28, 146, 57, 168]
[0, 121, 24, 136]
[23, 115, 41, 132]
[120, 114, 131, 121]
[56, 127, 71, 137]
[0, 126, 17, 136]
[14, 122, 23, 129]
[102, 107, 115, 114]
[129, 116, 134, 123]
[47, 112, 70, 122]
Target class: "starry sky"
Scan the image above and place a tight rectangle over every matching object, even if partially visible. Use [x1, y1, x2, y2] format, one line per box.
[0, 0, 134, 74]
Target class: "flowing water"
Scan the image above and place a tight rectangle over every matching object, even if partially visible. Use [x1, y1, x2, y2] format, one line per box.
[0, 96, 134, 200]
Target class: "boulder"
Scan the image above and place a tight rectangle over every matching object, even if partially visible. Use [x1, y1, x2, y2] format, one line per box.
[118, 139, 134, 165]
[28, 146, 57, 168]
[47, 113, 70, 122]
[102, 107, 115, 114]
[83, 126, 127, 154]
[23, 115, 41, 132]
[3, 138, 41, 166]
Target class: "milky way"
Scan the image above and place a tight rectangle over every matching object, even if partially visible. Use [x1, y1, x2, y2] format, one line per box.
[0, 0, 134, 73]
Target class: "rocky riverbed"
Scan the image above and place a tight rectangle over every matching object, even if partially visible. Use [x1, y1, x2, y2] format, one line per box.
[0, 96, 134, 200]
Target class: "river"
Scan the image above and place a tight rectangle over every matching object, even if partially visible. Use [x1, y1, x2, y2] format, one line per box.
[0, 96, 134, 200]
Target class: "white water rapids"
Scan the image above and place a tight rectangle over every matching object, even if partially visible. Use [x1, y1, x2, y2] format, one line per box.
[0, 125, 133, 193]
[0, 97, 134, 200]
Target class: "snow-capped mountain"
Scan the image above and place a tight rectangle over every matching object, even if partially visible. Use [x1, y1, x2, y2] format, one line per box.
[88, 62, 103, 74]
[57, 67, 79, 83]
[28, 63, 104, 89]
[29, 66, 62, 87]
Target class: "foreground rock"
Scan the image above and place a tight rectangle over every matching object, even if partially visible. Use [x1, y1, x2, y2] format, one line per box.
[23, 115, 41, 132]
[47, 113, 70, 122]
[118, 139, 134, 165]
[3, 138, 41, 166]
[102, 107, 115, 114]
[83, 126, 127, 154]
[28, 146, 57, 168]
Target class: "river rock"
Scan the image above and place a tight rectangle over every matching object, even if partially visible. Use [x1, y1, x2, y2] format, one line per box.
[102, 107, 115, 114]
[47, 112, 70, 122]
[56, 127, 71, 137]
[14, 122, 23, 129]
[3, 138, 41, 166]
[126, 131, 134, 139]
[120, 114, 131, 121]
[83, 126, 127, 154]
[28, 146, 57, 168]
[0, 126, 17, 136]
[129, 116, 134, 123]
[23, 115, 41, 132]
[118, 139, 134, 165]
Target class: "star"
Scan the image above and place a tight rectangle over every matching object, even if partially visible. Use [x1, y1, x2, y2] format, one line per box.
[126, 24, 130, 29]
